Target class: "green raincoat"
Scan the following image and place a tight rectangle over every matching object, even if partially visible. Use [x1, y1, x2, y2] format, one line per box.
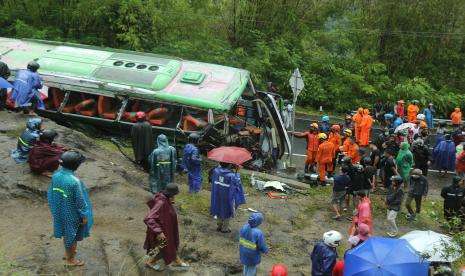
[396, 142, 413, 183]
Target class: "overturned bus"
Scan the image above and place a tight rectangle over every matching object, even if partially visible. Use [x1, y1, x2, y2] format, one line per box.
[1, 38, 290, 170]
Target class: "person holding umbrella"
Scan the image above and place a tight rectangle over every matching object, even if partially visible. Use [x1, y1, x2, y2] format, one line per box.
[208, 146, 250, 233]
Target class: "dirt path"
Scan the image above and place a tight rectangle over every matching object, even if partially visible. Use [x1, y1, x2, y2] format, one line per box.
[0, 111, 449, 275]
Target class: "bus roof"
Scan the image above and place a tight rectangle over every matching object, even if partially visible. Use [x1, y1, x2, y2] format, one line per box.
[0, 38, 250, 110]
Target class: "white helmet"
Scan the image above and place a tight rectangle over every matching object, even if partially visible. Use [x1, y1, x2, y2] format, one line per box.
[416, 114, 425, 121]
[323, 230, 342, 247]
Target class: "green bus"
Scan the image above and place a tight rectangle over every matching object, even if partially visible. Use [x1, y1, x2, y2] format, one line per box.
[1, 38, 290, 167]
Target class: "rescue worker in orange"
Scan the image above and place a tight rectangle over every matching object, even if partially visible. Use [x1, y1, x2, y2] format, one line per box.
[341, 137, 360, 165]
[295, 123, 319, 173]
[315, 133, 335, 184]
[329, 125, 342, 170]
[407, 100, 420, 123]
[340, 129, 360, 164]
[451, 107, 462, 128]
[359, 109, 373, 147]
[353, 108, 364, 142]
[340, 129, 352, 153]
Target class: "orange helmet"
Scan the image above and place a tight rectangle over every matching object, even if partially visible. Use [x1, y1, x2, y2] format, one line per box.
[310, 123, 319, 129]
[271, 264, 287, 276]
[331, 125, 340, 131]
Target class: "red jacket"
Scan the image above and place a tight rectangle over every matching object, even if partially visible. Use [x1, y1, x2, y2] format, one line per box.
[456, 151, 465, 173]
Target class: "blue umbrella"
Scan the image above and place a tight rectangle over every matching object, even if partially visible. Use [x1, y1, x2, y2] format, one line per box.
[344, 237, 429, 276]
[0, 76, 12, 88]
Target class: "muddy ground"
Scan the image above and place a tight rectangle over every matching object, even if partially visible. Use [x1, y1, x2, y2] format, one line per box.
[0, 111, 453, 275]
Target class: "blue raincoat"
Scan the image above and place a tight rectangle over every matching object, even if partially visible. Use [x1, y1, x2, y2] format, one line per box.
[47, 168, 93, 248]
[10, 69, 44, 109]
[423, 107, 435, 128]
[311, 241, 337, 276]
[182, 143, 202, 192]
[149, 134, 177, 193]
[239, 213, 268, 266]
[210, 166, 246, 219]
[319, 122, 331, 135]
[392, 117, 403, 129]
[433, 140, 456, 171]
[10, 117, 42, 163]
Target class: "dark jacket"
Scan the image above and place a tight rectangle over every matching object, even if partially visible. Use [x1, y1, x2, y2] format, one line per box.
[441, 185, 465, 211]
[311, 241, 337, 276]
[412, 143, 430, 165]
[386, 187, 404, 211]
[408, 175, 428, 196]
[333, 174, 350, 192]
[0, 61, 10, 79]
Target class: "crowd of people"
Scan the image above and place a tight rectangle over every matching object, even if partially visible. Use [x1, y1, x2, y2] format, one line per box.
[3, 57, 464, 275]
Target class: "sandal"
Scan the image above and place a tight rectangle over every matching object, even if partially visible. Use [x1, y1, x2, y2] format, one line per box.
[64, 259, 85, 267]
[172, 261, 190, 267]
[146, 262, 164, 271]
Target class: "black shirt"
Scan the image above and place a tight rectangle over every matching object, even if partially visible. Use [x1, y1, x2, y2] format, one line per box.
[441, 185, 465, 210]
[383, 157, 396, 187]
[333, 174, 351, 192]
[370, 149, 381, 169]
[363, 166, 376, 190]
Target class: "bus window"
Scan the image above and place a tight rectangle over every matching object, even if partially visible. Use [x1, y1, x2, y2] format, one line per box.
[97, 95, 122, 120]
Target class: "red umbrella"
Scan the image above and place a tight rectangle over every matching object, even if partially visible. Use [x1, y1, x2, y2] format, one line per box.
[207, 146, 252, 165]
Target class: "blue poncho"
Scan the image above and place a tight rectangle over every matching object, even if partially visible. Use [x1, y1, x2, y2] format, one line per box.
[10, 69, 44, 109]
[10, 117, 42, 163]
[433, 140, 456, 171]
[48, 168, 93, 248]
[423, 107, 435, 128]
[148, 134, 177, 193]
[182, 143, 202, 192]
[210, 166, 245, 219]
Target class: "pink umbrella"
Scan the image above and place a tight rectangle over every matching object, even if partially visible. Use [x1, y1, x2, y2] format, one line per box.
[207, 146, 252, 165]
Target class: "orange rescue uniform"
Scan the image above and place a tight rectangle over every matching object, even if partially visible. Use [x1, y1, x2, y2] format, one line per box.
[315, 140, 335, 181]
[353, 108, 364, 142]
[359, 109, 373, 147]
[296, 131, 319, 169]
[407, 104, 419, 123]
[451, 108, 462, 126]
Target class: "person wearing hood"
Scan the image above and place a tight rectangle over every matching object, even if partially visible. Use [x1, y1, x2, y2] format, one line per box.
[144, 183, 189, 271]
[423, 103, 435, 128]
[131, 111, 154, 171]
[395, 100, 405, 119]
[342, 114, 354, 132]
[451, 107, 462, 128]
[405, 169, 428, 221]
[182, 133, 202, 193]
[319, 116, 331, 135]
[29, 129, 67, 177]
[210, 162, 246, 233]
[347, 222, 370, 249]
[47, 151, 93, 266]
[148, 134, 177, 193]
[359, 109, 373, 147]
[353, 108, 364, 142]
[11, 117, 43, 163]
[412, 138, 431, 176]
[440, 176, 465, 222]
[396, 142, 414, 189]
[239, 213, 269, 276]
[407, 100, 419, 123]
[433, 134, 456, 175]
[311, 230, 342, 276]
[9, 61, 43, 115]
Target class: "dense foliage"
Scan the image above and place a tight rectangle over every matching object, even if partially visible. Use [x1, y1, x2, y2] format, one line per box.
[1, 0, 465, 115]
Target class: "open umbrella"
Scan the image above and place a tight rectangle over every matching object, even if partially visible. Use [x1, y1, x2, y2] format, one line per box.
[0, 76, 12, 88]
[394, 122, 416, 134]
[207, 146, 252, 165]
[401, 230, 462, 262]
[344, 237, 429, 276]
